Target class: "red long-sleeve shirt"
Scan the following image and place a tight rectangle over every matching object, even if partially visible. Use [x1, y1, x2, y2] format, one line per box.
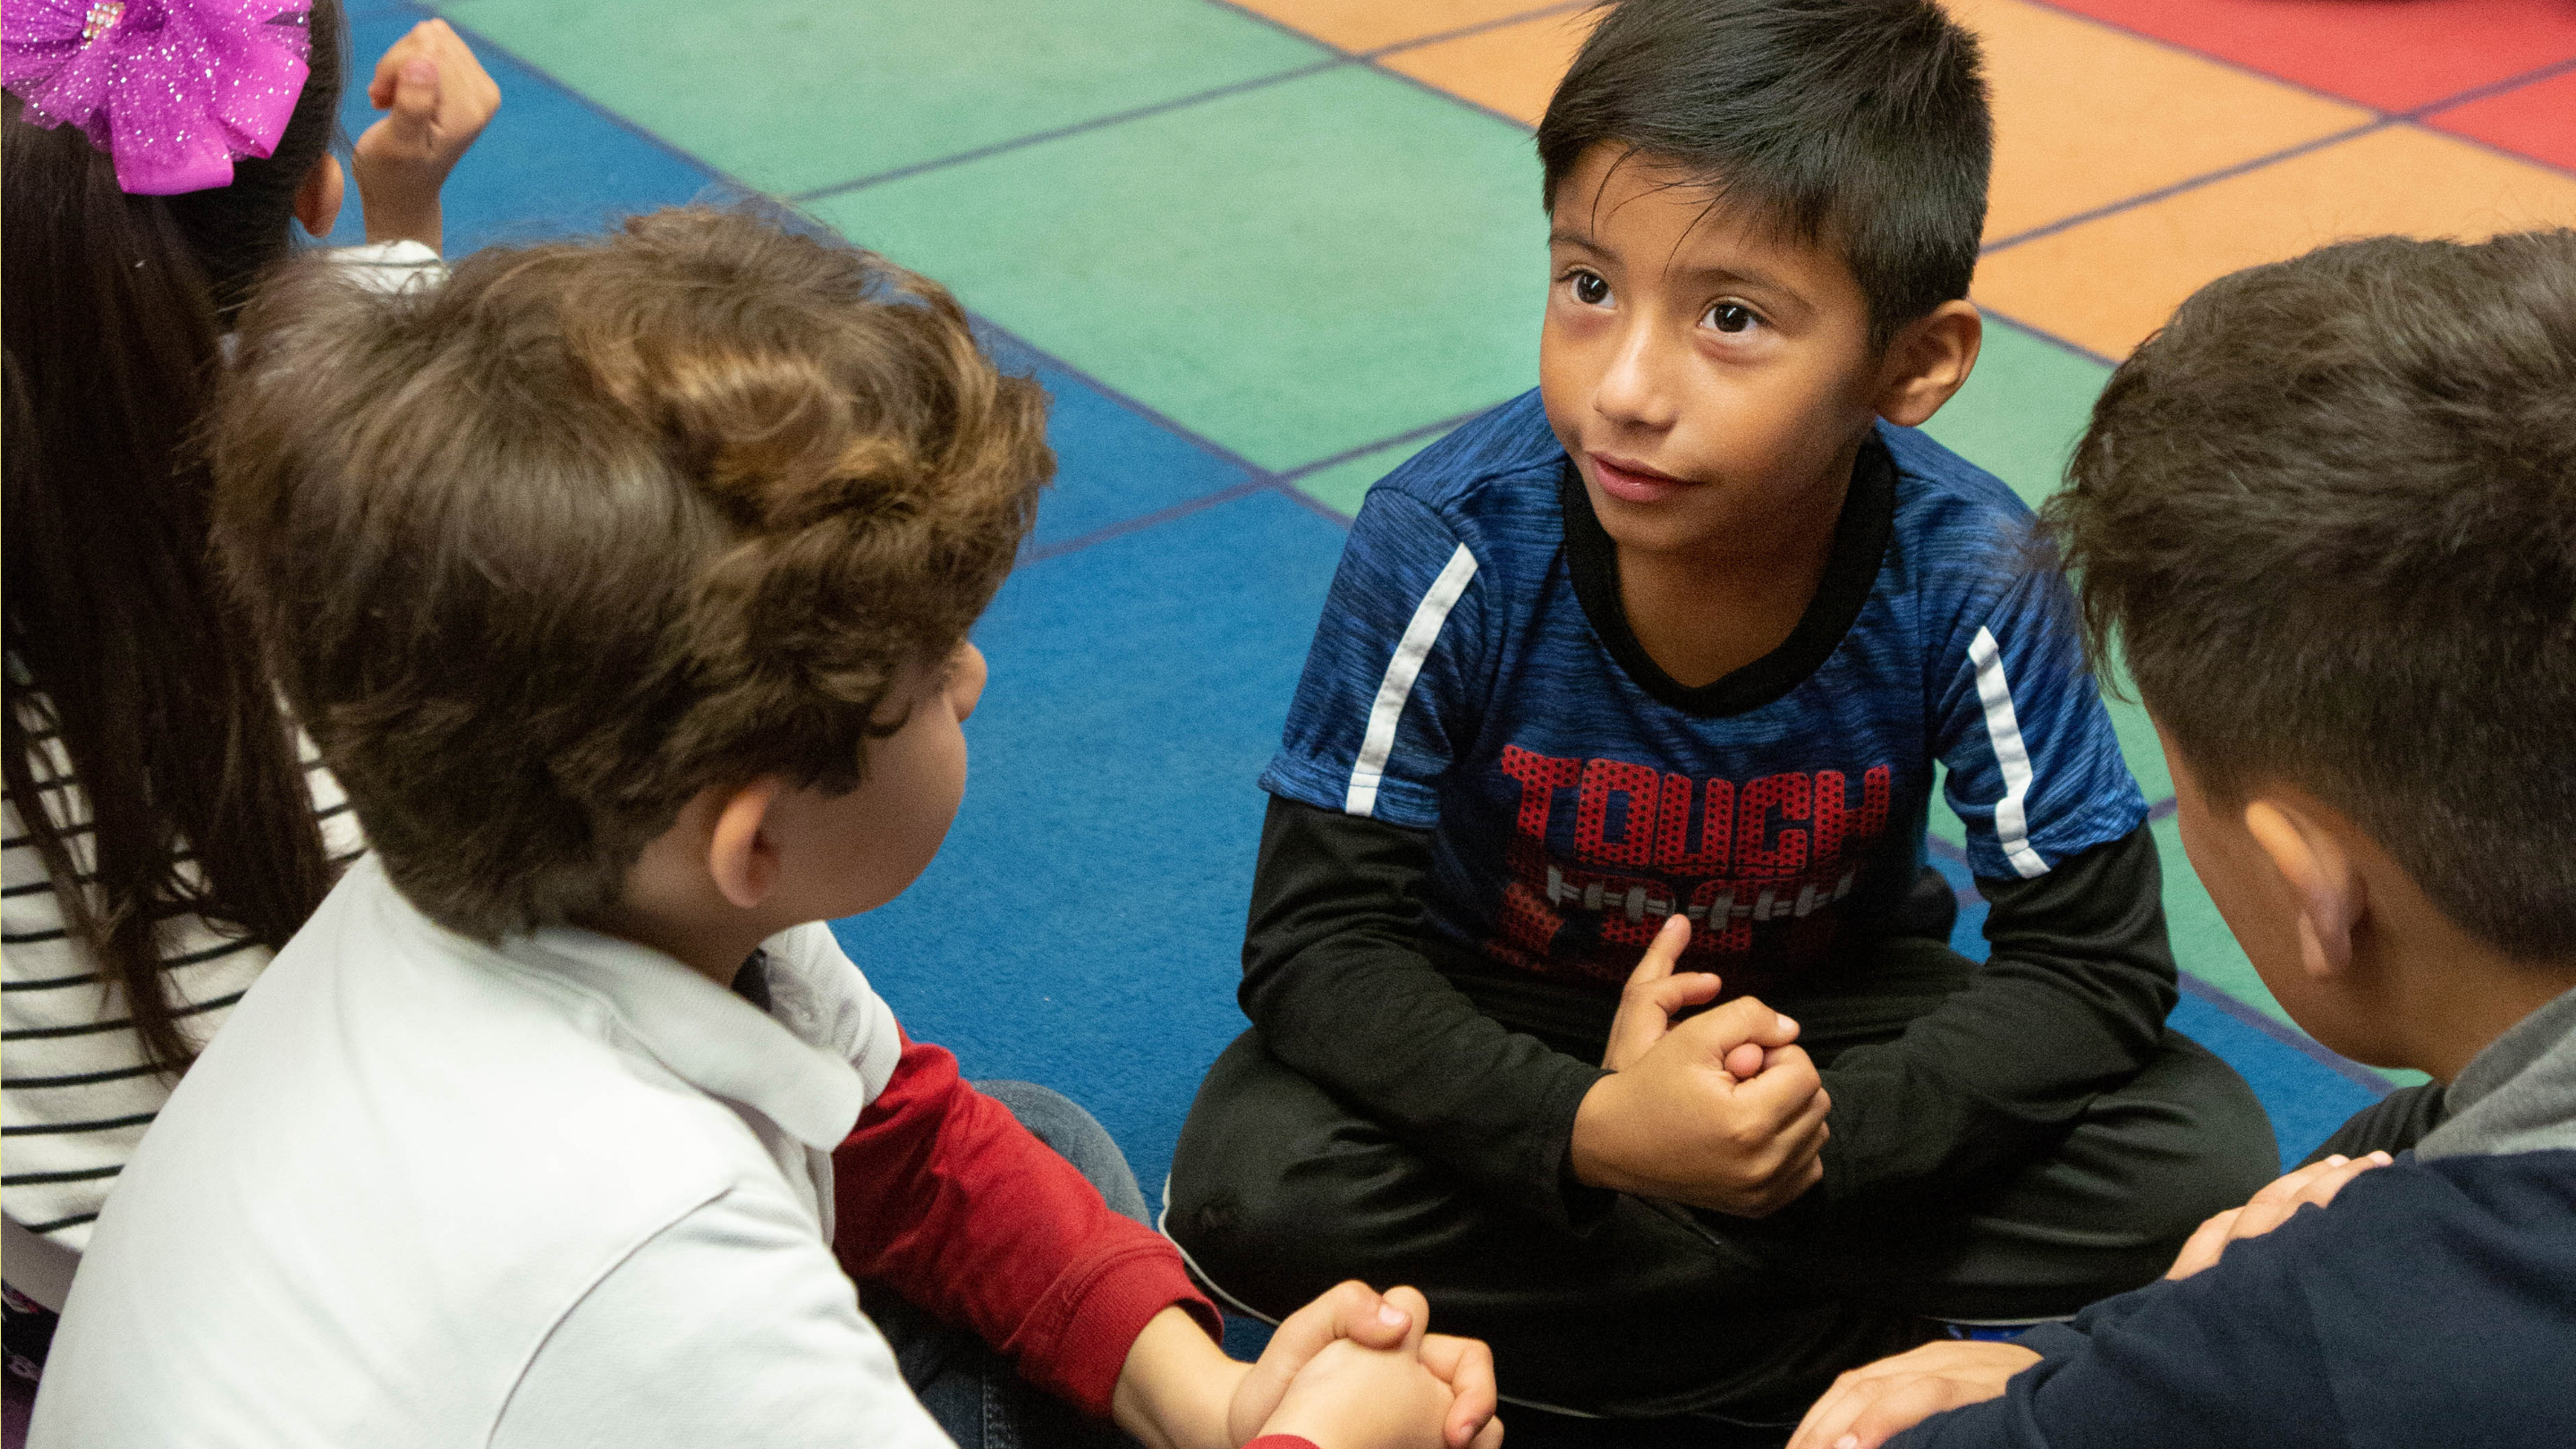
[831, 1030, 1224, 1418]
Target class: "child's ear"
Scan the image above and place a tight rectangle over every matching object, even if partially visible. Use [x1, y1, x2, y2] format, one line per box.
[706, 777, 787, 911]
[293, 153, 344, 240]
[2243, 799, 2364, 979]
[1874, 300, 1981, 428]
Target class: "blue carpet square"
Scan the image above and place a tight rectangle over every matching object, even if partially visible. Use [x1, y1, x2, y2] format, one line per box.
[834, 488, 1348, 1200]
[328, 4, 724, 256]
[980, 329, 1261, 554]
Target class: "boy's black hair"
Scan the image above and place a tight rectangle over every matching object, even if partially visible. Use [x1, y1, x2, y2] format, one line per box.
[2043, 230, 2576, 962]
[1538, 0, 1991, 346]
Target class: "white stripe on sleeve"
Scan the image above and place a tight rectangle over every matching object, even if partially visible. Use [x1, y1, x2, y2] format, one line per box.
[1969, 626, 2050, 879]
[1344, 544, 1479, 818]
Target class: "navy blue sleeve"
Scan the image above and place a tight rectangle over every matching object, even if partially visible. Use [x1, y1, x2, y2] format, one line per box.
[1887, 1253, 2343, 1449]
[1812, 525, 2174, 1202]
[1259, 485, 1493, 831]
[1890, 1158, 2576, 1448]
[1931, 561, 2146, 882]
[1885, 1237, 2349, 1433]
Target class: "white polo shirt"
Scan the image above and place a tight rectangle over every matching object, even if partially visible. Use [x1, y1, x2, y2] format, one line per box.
[28, 854, 953, 1449]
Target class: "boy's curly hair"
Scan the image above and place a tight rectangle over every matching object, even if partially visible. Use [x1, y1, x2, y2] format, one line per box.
[2043, 230, 2576, 961]
[212, 207, 1051, 940]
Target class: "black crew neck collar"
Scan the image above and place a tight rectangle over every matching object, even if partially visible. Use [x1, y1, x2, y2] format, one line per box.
[1560, 434, 1897, 717]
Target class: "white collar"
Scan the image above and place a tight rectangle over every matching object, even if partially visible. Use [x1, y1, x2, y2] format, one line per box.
[494, 917, 868, 1152]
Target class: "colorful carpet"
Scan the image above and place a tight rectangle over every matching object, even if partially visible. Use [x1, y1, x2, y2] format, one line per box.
[352, 0, 2572, 1269]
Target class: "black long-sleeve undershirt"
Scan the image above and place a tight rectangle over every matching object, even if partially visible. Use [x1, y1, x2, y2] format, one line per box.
[1238, 797, 2177, 1224]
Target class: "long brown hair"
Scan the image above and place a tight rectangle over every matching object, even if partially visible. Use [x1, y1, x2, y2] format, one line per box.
[2, 3, 347, 1075]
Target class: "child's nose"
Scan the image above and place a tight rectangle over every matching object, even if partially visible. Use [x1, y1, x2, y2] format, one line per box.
[1593, 319, 1681, 431]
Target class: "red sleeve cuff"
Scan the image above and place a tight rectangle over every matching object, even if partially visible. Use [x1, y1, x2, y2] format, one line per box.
[999, 1225, 1222, 1417]
[833, 1035, 1218, 1418]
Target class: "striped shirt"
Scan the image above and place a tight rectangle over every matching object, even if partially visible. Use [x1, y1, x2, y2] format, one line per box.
[1, 242, 427, 1305]
[2, 723, 365, 1285]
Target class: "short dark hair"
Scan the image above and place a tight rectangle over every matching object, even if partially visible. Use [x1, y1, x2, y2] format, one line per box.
[2043, 230, 2576, 961]
[1537, 0, 1991, 346]
[212, 208, 1051, 941]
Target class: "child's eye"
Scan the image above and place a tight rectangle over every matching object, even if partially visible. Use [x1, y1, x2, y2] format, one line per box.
[1706, 302, 1758, 334]
[1569, 271, 1611, 306]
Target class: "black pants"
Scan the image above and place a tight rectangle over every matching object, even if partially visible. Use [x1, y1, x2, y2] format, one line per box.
[1165, 940, 2276, 1426]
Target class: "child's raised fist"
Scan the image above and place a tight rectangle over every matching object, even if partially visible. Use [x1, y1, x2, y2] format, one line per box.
[352, 18, 501, 251]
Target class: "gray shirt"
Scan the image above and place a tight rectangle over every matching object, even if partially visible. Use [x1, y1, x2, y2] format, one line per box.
[2415, 981, 2576, 1160]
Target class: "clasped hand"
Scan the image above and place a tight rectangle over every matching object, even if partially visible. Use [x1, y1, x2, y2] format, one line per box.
[1118, 1280, 1498, 1449]
[1234, 1284, 1504, 1449]
[1568, 913, 1830, 1217]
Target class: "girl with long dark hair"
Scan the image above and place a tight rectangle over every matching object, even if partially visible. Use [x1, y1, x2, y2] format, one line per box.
[1, 0, 496, 1402]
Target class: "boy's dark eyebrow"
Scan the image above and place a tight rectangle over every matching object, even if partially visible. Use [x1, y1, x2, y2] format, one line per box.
[1670, 260, 1809, 308]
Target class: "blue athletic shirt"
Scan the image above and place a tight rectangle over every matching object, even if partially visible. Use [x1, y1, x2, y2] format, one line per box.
[1259, 389, 2146, 996]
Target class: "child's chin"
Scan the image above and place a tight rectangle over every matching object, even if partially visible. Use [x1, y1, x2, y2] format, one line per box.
[1593, 496, 1727, 554]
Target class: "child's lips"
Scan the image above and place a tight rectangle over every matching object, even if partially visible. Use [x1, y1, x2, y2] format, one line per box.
[1589, 453, 1691, 504]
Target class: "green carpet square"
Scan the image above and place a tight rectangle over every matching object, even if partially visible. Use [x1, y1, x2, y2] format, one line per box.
[809, 65, 1547, 472]
[1290, 433, 1448, 517]
[1918, 313, 2113, 512]
[438, 0, 1329, 196]
[2152, 815, 2283, 1018]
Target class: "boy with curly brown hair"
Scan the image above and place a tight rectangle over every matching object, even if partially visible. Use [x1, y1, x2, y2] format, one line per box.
[30, 208, 1502, 1449]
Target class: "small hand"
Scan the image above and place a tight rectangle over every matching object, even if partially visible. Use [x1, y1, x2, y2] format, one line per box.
[1571, 993, 1825, 1217]
[1788, 1339, 2040, 1449]
[1256, 1294, 1487, 1449]
[1228, 1282, 1411, 1445]
[352, 19, 502, 250]
[1603, 914, 1755, 1075]
[1414, 1330, 1504, 1449]
[2165, 1151, 2392, 1280]
[1231, 1285, 1498, 1449]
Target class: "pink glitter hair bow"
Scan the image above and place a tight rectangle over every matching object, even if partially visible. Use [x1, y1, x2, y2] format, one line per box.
[3, 0, 312, 195]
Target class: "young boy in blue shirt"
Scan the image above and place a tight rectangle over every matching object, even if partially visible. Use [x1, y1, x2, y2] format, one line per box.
[1788, 229, 2576, 1449]
[1166, 0, 2275, 1424]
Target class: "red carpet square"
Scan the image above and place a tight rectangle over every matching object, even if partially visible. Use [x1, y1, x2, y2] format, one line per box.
[2041, 0, 2576, 113]
[2426, 64, 2576, 172]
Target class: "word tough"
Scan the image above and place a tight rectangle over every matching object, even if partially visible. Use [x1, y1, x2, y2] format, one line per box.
[1488, 744, 1894, 970]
